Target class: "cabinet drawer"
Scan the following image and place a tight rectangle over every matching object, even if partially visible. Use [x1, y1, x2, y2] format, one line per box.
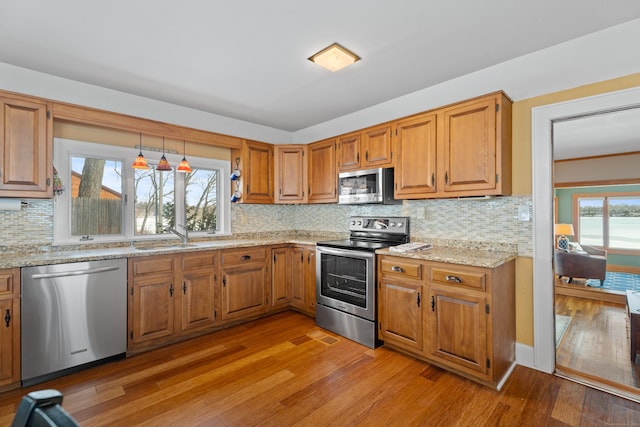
[0, 269, 17, 298]
[131, 256, 174, 277]
[431, 267, 485, 290]
[182, 252, 216, 270]
[221, 247, 267, 265]
[380, 258, 423, 280]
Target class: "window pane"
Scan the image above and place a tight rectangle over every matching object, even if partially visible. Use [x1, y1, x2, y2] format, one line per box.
[185, 169, 218, 232]
[134, 168, 175, 235]
[71, 157, 123, 236]
[578, 197, 603, 246]
[609, 197, 640, 250]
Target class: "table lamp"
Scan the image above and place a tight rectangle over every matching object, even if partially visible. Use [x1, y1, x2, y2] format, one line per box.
[554, 223, 575, 251]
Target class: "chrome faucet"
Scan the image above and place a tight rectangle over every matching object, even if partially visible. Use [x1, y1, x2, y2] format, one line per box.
[168, 224, 188, 245]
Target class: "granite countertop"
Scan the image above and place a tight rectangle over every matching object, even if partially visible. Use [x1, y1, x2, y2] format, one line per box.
[375, 246, 517, 269]
[0, 234, 334, 269]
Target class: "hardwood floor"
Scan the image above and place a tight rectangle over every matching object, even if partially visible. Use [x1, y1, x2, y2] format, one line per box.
[2, 311, 640, 426]
[556, 293, 640, 402]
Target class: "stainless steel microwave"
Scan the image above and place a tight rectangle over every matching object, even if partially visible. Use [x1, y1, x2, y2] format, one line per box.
[337, 168, 399, 204]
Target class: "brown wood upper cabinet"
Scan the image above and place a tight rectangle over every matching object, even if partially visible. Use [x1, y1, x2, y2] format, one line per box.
[231, 140, 274, 204]
[337, 124, 393, 172]
[307, 138, 338, 203]
[394, 91, 512, 199]
[274, 144, 307, 204]
[0, 93, 52, 198]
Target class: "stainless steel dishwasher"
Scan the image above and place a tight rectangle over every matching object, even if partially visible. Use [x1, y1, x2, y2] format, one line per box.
[21, 258, 127, 386]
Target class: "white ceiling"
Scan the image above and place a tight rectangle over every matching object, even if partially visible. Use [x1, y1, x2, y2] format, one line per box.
[554, 107, 640, 160]
[2, 1, 640, 133]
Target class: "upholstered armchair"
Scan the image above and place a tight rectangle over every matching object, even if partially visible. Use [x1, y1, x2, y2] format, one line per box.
[554, 244, 607, 285]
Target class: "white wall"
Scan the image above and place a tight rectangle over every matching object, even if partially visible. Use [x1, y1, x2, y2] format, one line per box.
[1, 19, 639, 145]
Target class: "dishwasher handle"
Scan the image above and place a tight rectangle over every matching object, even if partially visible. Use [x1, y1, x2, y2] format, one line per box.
[30, 265, 121, 280]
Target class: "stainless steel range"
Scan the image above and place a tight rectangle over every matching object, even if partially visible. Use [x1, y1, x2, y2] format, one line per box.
[316, 216, 409, 348]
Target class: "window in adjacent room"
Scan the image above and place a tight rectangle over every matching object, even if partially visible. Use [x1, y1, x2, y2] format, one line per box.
[574, 192, 640, 253]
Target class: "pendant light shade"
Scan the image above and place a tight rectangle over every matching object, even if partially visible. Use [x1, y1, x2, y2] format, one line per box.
[132, 134, 149, 169]
[156, 137, 172, 171]
[176, 140, 192, 173]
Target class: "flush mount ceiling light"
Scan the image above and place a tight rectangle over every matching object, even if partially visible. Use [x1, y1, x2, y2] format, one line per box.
[308, 43, 360, 72]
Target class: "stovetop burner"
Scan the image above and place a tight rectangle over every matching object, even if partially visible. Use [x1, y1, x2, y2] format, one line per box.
[316, 216, 410, 252]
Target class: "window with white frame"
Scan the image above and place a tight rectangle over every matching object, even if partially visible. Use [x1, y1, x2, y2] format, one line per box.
[573, 192, 640, 253]
[54, 138, 230, 244]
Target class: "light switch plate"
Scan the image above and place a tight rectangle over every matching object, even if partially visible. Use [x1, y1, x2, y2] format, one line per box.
[518, 205, 530, 221]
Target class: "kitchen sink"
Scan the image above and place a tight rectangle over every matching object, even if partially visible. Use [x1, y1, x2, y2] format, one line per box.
[134, 243, 198, 251]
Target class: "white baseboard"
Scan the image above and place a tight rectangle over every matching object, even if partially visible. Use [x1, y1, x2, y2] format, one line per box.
[515, 342, 536, 369]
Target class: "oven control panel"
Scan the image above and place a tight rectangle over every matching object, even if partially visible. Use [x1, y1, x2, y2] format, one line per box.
[349, 216, 409, 234]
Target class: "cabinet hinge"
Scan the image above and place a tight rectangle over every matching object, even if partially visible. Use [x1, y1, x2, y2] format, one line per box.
[273, 253, 277, 263]
[496, 104, 500, 112]
[378, 322, 382, 330]
[47, 110, 51, 119]
[46, 177, 51, 187]
[214, 309, 217, 321]
[130, 330, 133, 339]
[496, 174, 499, 184]
[485, 304, 490, 314]
[486, 358, 491, 369]
[390, 151, 393, 160]
[130, 287, 134, 296]
[222, 277, 227, 287]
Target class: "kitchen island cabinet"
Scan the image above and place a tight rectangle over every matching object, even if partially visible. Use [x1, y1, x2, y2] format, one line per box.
[0, 268, 20, 390]
[377, 253, 515, 389]
[0, 93, 51, 198]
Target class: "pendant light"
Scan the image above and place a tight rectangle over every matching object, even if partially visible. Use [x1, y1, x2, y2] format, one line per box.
[132, 133, 149, 169]
[156, 137, 172, 171]
[176, 140, 192, 173]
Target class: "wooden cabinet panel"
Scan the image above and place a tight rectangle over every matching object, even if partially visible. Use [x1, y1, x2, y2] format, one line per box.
[181, 268, 216, 333]
[271, 247, 291, 308]
[442, 97, 497, 193]
[0, 95, 51, 197]
[130, 275, 176, 345]
[305, 248, 317, 315]
[231, 140, 274, 204]
[428, 285, 488, 377]
[221, 247, 266, 265]
[308, 138, 337, 203]
[379, 278, 424, 353]
[0, 268, 19, 388]
[221, 265, 268, 321]
[362, 124, 393, 168]
[337, 132, 361, 171]
[274, 144, 307, 203]
[290, 246, 306, 310]
[394, 113, 437, 198]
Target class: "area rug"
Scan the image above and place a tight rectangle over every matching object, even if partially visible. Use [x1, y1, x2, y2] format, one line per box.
[555, 315, 571, 348]
[586, 272, 640, 292]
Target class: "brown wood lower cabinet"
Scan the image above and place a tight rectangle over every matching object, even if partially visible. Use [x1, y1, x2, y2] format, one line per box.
[220, 246, 269, 321]
[378, 255, 515, 389]
[0, 268, 20, 389]
[127, 245, 315, 354]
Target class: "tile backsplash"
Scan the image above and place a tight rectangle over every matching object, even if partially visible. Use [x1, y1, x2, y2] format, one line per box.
[0, 196, 533, 256]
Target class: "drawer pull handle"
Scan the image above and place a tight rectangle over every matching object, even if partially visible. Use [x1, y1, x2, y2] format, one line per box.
[391, 266, 404, 273]
[445, 275, 462, 284]
[241, 255, 251, 261]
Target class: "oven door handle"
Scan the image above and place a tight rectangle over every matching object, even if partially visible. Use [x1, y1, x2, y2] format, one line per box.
[316, 246, 375, 260]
